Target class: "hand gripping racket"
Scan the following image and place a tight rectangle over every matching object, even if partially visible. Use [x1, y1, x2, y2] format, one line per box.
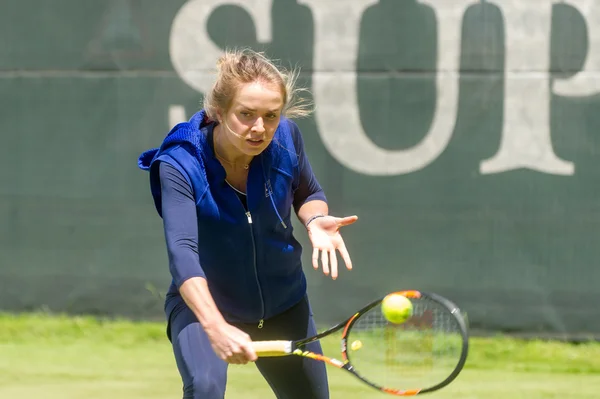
[252, 291, 469, 396]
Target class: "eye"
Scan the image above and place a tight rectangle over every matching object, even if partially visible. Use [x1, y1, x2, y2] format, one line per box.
[266, 113, 278, 119]
[240, 111, 252, 117]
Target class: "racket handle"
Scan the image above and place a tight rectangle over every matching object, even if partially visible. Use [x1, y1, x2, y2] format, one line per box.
[252, 340, 293, 357]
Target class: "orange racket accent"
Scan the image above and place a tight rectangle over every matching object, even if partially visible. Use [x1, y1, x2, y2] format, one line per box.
[382, 387, 422, 396]
[294, 350, 346, 368]
[341, 312, 360, 363]
[342, 312, 360, 338]
[394, 290, 422, 299]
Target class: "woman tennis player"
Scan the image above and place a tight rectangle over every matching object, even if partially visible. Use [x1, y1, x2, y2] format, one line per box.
[138, 48, 358, 399]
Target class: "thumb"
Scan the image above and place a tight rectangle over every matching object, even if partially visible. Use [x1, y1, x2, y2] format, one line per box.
[242, 341, 258, 362]
[336, 215, 358, 227]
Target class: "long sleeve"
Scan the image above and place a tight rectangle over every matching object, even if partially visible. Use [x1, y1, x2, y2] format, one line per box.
[159, 162, 205, 287]
[291, 122, 327, 213]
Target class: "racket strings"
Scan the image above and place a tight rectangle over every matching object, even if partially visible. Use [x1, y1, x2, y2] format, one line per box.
[346, 296, 465, 391]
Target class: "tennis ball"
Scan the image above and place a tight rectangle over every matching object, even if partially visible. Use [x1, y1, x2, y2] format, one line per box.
[350, 340, 362, 351]
[381, 293, 413, 324]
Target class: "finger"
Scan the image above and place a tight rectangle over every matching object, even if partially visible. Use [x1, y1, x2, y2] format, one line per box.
[312, 247, 319, 270]
[337, 241, 353, 270]
[234, 339, 255, 363]
[329, 250, 338, 280]
[228, 355, 244, 365]
[241, 342, 258, 362]
[336, 215, 358, 227]
[228, 344, 245, 364]
[321, 248, 329, 276]
[235, 354, 249, 365]
[221, 349, 233, 361]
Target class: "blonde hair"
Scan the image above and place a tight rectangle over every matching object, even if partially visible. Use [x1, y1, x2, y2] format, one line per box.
[203, 48, 312, 120]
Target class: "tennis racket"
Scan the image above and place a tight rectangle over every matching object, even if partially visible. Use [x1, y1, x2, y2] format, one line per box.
[252, 290, 469, 396]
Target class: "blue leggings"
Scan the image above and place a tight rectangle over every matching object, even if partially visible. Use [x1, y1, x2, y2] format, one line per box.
[169, 296, 329, 399]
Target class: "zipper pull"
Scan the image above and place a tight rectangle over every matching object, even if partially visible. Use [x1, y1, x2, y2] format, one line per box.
[258, 319, 264, 329]
[246, 211, 253, 224]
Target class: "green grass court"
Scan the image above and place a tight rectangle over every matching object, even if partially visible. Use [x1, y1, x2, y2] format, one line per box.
[1, 313, 599, 398]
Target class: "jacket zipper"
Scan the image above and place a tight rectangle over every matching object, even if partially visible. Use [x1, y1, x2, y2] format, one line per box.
[224, 179, 266, 328]
[245, 211, 266, 329]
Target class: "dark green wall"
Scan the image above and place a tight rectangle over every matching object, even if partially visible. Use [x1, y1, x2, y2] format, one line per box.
[1, 0, 599, 338]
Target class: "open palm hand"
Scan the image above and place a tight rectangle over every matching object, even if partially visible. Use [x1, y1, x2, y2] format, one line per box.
[307, 215, 358, 279]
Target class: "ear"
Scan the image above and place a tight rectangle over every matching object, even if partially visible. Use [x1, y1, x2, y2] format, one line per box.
[216, 108, 224, 123]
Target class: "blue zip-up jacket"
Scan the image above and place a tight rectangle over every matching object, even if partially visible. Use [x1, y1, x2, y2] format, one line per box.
[138, 110, 326, 323]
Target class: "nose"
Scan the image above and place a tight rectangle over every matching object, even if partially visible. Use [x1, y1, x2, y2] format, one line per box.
[251, 117, 266, 133]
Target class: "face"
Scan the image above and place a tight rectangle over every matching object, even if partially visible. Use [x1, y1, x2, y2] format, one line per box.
[219, 81, 284, 156]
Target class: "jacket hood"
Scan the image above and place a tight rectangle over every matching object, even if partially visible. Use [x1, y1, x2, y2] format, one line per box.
[137, 110, 210, 171]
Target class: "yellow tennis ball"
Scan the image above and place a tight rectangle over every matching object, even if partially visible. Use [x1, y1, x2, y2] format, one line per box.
[381, 293, 413, 324]
[351, 340, 362, 351]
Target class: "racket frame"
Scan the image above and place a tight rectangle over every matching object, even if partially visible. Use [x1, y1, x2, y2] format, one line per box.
[253, 290, 469, 396]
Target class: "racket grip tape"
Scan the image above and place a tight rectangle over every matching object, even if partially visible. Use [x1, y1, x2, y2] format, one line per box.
[252, 340, 293, 357]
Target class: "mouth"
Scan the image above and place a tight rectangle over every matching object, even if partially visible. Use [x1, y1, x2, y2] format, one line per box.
[246, 138, 265, 147]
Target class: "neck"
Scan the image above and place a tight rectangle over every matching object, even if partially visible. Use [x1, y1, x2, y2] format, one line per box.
[213, 124, 253, 169]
